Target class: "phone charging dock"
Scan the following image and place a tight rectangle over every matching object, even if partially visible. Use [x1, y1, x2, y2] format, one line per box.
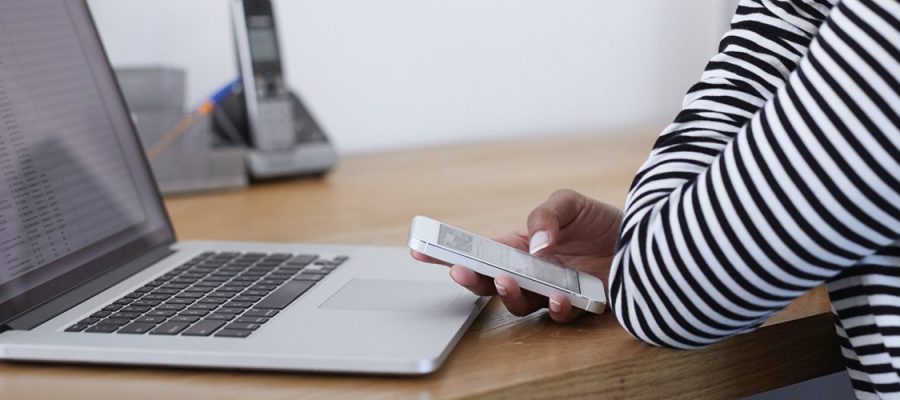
[247, 142, 337, 179]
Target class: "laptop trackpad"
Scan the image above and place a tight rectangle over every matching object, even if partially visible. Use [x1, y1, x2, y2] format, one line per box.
[319, 279, 462, 312]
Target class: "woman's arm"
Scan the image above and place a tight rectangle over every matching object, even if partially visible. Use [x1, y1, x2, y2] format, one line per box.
[610, 0, 900, 348]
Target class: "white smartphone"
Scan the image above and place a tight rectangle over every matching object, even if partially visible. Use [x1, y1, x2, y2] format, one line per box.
[408, 216, 606, 314]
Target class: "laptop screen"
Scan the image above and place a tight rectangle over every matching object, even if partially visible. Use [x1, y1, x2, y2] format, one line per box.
[0, 1, 174, 324]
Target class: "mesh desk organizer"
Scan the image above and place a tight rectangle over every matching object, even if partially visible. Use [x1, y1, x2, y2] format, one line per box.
[115, 67, 247, 194]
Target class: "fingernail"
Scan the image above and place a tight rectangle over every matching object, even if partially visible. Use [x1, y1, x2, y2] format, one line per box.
[495, 281, 508, 296]
[529, 231, 550, 254]
[549, 298, 561, 313]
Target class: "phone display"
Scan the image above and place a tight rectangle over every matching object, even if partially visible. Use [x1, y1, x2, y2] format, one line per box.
[436, 224, 580, 292]
[248, 27, 279, 63]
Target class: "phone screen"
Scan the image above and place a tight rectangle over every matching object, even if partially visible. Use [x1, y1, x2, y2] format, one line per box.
[436, 224, 580, 292]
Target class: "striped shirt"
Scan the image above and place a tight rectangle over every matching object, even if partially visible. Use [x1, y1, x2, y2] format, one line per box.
[607, 0, 899, 398]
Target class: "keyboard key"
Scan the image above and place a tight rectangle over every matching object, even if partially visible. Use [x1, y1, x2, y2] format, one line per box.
[224, 322, 260, 331]
[243, 309, 279, 317]
[171, 315, 200, 323]
[222, 283, 251, 290]
[216, 307, 244, 315]
[117, 322, 156, 334]
[148, 309, 177, 317]
[301, 265, 327, 273]
[224, 301, 253, 309]
[90, 310, 112, 318]
[96, 318, 131, 326]
[143, 294, 169, 301]
[181, 320, 225, 336]
[131, 299, 162, 307]
[136, 315, 168, 324]
[236, 316, 269, 324]
[165, 282, 191, 288]
[189, 303, 218, 310]
[109, 312, 141, 320]
[121, 305, 151, 313]
[227, 262, 253, 268]
[150, 322, 190, 335]
[255, 280, 315, 309]
[78, 317, 100, 325]
[293, 273, 325, 282]
[66, 325, 89, 332]
[206, 313, 237, 321]
[85, 325, 118, 333]
[180, 309, 210, 316]
[102, 304, 124, 311]
[242, 290, 270, 297]
[197, 297, 227, 304]
[168, 298, 196, 305]
[214, 329, 253, 338]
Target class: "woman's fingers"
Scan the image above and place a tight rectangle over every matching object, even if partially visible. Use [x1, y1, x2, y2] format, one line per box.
[449, 265, 497, 296]
[526, 189, 583, 255]
[494, 274, 547, 316]
[547, 293, 585, 323]
[412, 229, 586, 322]
[410, 250, 450, 266]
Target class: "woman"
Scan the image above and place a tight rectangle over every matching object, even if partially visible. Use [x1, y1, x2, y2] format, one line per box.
[412, 0, 899, 398]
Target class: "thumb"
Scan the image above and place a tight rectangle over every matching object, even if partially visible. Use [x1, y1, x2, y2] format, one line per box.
[526, 189, 582, 255]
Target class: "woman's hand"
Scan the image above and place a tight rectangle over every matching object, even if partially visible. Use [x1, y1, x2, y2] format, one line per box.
[411, 189, 623, 323]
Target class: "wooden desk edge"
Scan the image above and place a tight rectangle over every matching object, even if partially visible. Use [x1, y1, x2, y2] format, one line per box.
[461, 312, 842, 400]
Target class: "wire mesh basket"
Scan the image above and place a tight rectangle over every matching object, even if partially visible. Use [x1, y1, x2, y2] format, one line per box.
[115, 67, 247, 194]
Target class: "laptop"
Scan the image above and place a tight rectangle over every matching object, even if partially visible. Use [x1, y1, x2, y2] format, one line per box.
[0, 0, 486, 374]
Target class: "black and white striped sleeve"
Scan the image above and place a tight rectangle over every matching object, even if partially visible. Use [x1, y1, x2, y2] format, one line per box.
[607, 0, 900, 351]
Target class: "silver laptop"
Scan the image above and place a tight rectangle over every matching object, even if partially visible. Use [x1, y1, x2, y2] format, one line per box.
[0, 0, 486, 374]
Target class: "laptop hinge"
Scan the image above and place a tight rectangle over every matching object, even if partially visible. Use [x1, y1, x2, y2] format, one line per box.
[4, 244, 177, 331]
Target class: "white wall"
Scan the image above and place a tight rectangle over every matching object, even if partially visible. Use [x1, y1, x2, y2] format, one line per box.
[88, 0, 731, 154]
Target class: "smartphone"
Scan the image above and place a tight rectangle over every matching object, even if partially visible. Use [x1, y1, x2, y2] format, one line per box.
[408, 216, 606, 314]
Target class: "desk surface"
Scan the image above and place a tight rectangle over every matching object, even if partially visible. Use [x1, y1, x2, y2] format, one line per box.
[0, 132, 842, 399]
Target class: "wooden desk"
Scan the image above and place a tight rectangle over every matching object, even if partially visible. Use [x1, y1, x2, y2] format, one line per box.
[0, 132, 842, 399]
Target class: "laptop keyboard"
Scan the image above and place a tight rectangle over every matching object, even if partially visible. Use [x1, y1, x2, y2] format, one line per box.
[65, 251, 347, 338]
